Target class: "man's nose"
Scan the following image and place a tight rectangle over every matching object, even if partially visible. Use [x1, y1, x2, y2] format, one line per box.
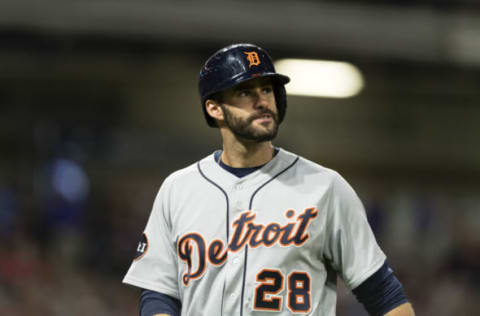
[253, 89, 269, 109]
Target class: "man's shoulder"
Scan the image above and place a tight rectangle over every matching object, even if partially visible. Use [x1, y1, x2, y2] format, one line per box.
[162, 152, 217, 185]
[280, 148, 339, 178]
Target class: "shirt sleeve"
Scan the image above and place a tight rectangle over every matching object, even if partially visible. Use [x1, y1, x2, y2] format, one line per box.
[323, 172, 386, 290]
[123, 178, 180, 299]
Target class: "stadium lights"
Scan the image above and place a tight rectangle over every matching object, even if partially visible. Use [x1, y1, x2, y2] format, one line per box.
[274, 59, 365, 98]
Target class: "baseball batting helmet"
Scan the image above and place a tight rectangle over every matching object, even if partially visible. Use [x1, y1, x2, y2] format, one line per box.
[199, 43, 290, 128]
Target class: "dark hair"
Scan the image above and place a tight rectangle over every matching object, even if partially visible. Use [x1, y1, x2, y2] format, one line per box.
[207, 91, 224, 104]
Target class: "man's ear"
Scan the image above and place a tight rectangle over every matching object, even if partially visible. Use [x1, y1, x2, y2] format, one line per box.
[205, 99, 224, 122]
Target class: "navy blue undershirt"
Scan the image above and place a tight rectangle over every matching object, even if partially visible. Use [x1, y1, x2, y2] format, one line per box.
[139, 150, 408, 316]
[140, 290, 181, 316]
[352, 261, 408, 315]
[213, 148, 279, 178]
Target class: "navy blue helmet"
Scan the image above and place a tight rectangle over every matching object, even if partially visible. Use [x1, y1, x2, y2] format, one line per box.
[198, 43, 290, 127]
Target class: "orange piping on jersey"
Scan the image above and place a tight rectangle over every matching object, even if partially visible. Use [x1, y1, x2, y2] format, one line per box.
[291, 208, 318, 246]
[247, 222, 265, 248]
[208, 239, 228, 266]
[228, 211, 257, 252]
[176, 207, 318, 286]
[177, 232, 207, 286]
[253, 268, 284, 312]
[262, 223, 283, 247]
[287, 271, 312, 314]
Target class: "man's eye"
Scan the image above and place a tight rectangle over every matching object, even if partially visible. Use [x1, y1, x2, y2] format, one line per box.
[238, 90, 250, 97]
[262, 86, 273, 94]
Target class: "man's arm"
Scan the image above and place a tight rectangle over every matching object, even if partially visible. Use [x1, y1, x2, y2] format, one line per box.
[385, 302, 415, 316]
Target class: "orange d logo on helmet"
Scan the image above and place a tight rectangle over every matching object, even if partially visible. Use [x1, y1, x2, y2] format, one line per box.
[244, 51, 261, 68]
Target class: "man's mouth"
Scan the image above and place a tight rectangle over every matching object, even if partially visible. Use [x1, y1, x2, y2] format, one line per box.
[251, 112, 275, 123]
[254, 115, 272, 123]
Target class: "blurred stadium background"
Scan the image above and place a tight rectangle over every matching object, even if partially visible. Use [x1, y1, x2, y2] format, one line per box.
[1, 0, 479, 315]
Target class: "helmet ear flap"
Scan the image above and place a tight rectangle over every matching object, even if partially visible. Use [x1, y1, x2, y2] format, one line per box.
[274, 84, 287, 124]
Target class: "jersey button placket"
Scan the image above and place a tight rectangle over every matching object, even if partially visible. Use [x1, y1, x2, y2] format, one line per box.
[223, 254, 244, 315]
[233, 183, 245, 211]
[235, 200, 243, 210]
[223, 183, 248, 315]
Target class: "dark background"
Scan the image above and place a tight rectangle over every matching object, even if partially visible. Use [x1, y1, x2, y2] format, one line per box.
[0, 0, 479, 315]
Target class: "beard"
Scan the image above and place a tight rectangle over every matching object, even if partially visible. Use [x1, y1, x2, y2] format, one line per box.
[221, 105, 279, 142]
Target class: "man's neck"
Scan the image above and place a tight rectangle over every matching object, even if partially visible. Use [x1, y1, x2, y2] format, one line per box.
[220, 136, 274, 168]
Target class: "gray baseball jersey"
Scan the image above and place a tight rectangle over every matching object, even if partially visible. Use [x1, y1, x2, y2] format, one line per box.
[123, 148, 386, 315]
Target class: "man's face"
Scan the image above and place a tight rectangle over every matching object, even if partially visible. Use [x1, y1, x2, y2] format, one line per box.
[219, 77, 279, 142]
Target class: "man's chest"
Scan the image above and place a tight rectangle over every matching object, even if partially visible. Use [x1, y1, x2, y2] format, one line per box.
[170, 180, 331, 246]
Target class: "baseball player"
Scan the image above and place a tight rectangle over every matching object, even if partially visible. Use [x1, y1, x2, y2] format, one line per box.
[123, 43, 415, 316]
